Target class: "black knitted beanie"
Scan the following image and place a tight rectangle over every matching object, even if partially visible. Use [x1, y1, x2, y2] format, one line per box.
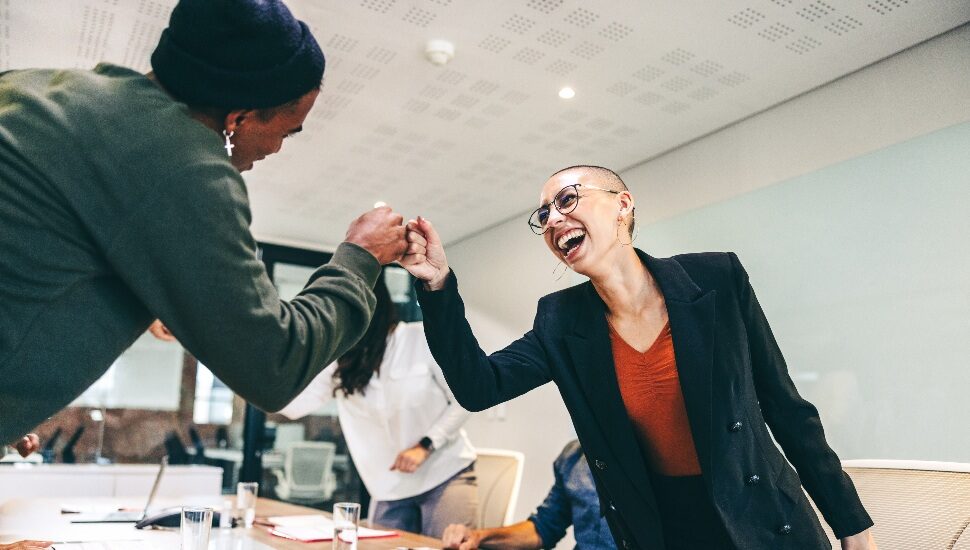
[151, 0, 325, 109]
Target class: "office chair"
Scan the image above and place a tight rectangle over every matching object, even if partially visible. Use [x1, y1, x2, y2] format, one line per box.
[41, 427, 62, 463]
[809, 460, 970, 550]
[188, 426, 237, 492]
[473, 448, 525, 528]
[215, 426, 229, 449]
[271, 441, 338, 505]
[61, 426, 85, 464]
[262, 424, 277, 452]
[163, 431, 191, 465]
[188, 426, 206, 465]
[272, 423, 306, 452]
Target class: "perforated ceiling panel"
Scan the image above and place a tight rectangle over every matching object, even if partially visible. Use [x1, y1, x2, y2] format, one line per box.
[2, 0, 968, 249]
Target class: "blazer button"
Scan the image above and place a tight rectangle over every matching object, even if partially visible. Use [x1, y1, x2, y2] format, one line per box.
[595, 459, 608, 470]
[778, 524, 792, 535]
[746, 474, 761, 485]
[609, 502, 617, 511]
[728, 421, 743, 432]
[622, 540, 631, 549]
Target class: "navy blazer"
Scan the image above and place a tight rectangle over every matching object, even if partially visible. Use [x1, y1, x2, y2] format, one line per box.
[416, 250, 872, 550]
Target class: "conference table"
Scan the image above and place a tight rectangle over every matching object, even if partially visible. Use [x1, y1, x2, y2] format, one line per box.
[249, 498, 442, 549]
[0, 496, 443, 549]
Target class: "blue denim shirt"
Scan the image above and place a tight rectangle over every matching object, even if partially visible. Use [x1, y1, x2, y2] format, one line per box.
[528, 441, 617, 550]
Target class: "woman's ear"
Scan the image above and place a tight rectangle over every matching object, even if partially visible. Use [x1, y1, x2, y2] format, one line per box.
[617, 191, 635, 218]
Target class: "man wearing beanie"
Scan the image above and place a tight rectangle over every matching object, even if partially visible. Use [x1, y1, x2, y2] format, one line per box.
[0, 0, 407, 447]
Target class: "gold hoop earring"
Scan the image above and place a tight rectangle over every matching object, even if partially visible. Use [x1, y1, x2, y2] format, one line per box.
[617, 221, 633, 246]
[553, 261, 569, 281]
[616, 211, 637, 247]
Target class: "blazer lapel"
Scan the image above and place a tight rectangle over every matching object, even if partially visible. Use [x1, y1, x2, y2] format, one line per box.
[564, 281, 655, 506]
[641, 251, 716, 480]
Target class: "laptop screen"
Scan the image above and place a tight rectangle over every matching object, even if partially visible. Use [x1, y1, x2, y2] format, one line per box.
[140, 456, 167, 520]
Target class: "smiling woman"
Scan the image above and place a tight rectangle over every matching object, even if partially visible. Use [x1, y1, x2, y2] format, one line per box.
[399, 165, 877, 550]
[533, 168, 636, 277]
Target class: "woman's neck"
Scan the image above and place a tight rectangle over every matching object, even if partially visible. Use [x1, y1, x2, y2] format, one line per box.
[590, 247, 663, 319]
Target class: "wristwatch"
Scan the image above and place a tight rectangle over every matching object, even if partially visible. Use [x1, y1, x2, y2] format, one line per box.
[418, 436, 435, 452]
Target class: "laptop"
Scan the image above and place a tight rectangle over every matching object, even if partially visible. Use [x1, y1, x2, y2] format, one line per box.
[70, 456, 167, 523]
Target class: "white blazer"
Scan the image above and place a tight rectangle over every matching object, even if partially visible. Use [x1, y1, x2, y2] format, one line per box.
[279, 322, 476, 501]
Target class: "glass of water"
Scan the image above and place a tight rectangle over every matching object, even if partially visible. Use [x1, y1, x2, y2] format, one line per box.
[236, 481, 259, 528]
[180, 506, 213, 550]
[332, 502, 360, 550]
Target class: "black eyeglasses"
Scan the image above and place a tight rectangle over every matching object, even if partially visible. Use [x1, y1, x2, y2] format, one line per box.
[527, 184, 620, 235]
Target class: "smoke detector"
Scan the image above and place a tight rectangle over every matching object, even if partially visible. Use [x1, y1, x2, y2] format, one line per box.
[425, 39, 455, 66]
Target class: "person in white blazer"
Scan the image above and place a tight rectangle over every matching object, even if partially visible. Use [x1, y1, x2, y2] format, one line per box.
[280, 271, 478, 538]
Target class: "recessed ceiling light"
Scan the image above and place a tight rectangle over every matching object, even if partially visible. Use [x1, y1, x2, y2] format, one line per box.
[374, 201, 387, 208]
[425, 39, 455, 66]
[558, 87, 576, 99]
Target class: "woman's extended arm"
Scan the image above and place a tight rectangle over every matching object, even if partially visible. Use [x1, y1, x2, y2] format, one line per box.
[402, 218, 553, 412]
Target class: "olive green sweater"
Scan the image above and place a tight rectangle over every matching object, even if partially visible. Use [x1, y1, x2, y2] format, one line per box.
[0, 64, 379, 444]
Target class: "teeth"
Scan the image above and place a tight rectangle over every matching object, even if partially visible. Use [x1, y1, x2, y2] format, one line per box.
[557, 229, 586, 251]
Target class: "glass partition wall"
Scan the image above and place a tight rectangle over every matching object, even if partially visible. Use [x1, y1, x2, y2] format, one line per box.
[247, 243, 422, 512]
[17, 241, 420, 515]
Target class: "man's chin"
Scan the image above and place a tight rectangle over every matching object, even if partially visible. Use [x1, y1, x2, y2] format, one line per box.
[229, 157, 256, 172]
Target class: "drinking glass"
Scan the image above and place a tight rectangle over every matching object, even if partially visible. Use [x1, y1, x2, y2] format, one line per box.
[236, 481, 259, 528]
[332, 502, 360, 550]
[180, 506, 213, 550]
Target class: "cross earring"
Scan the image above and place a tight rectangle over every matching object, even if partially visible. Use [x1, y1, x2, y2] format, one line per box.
[223, 130, 235, 157]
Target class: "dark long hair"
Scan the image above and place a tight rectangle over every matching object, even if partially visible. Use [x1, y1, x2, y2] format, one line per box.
[332, 270, 399, 397]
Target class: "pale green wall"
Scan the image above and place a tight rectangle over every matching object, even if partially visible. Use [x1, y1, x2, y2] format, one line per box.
[637, 121, 970, 460]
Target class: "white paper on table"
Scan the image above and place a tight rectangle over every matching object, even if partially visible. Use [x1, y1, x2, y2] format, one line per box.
[269, 525, 397, 542]
[266, 515, 333, 528]
[267, 515, 396, 542]
[52, 542, 155, 550]
[268, 522, 395, 542]
[59, 503, 117, 514]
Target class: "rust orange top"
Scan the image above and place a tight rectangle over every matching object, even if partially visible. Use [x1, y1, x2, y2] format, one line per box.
[609, 320, 702, 476]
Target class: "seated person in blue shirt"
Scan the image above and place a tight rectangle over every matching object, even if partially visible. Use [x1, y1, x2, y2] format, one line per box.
[442, 440, 615, 550]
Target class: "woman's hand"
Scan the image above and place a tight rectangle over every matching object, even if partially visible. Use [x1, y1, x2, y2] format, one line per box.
[0, 541, 53, 549]
[841, 529, 877, 550]
[389, 444, 431, 473]
[400, 217, 450, 290]
[13, 434, 40, 457]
